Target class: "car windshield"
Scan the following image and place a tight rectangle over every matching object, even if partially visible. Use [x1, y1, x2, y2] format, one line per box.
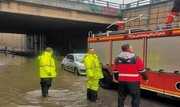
[75, 54, 86, 62]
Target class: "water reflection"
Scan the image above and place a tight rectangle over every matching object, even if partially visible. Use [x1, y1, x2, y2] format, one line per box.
[0, 53, 39, 107]
[0, 53, 27, 66]
[0, 53, 179, 107]
[0, 53, 88, 107]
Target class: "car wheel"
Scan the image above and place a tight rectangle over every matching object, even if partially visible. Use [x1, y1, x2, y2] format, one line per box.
[61, 64, 65, 71]
[74, 67, 79, 75]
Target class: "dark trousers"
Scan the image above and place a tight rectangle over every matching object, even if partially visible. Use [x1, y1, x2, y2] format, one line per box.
[87, 88, 98, 102]
[118, 81, 140, 107]
[172, 0, 180, 12]
[87, 88, 92, 100]
[40, 78, 52, 97]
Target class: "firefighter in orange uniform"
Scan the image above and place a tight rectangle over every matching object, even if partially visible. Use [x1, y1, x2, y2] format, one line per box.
[113, 44, 148, 107]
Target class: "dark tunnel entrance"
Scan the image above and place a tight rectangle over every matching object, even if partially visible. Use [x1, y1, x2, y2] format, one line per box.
[45, 27, 111, 56]
[24, 26, 114, 57]
[46, 30, 89, 56]
[0, 12, 118, 56]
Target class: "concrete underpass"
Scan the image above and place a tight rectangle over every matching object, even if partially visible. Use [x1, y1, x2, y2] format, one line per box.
[0, 0, 121, 56]
[0, 11, 116, 55]
[0, 0, 178, 56]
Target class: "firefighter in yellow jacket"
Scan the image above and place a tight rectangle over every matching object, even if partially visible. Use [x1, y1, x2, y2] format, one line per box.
[38, 47, 57, 97]
[83, 48, 104, 102]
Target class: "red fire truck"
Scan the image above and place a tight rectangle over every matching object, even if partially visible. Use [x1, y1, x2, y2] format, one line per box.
[88, 25, 180, 98]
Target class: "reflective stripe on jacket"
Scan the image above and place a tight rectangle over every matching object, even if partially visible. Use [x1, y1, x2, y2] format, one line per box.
[38, 51, 57, 78]
[82, 53, 104, 80]
[114, 51, 145, 82]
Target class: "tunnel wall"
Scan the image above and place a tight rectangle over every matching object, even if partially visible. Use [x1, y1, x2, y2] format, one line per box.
[0, 33, 46, 55]
[0, 33, 27, 52]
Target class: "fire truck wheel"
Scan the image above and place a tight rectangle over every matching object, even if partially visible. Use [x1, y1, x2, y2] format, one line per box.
[99, 69, 112, 89]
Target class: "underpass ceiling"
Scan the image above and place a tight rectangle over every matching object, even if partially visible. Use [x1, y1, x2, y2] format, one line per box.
[0, 12, 109, 34]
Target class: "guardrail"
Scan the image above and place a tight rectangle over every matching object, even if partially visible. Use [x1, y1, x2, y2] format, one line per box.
[11, 0, 170, 10]
[63, 0, 169, 9]
[63, 0, 121, 9]
[125, 0, 169, 9]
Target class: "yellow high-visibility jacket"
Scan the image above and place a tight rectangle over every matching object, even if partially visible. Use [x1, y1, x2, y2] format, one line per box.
[38, 51, 57, 78]
[83, 53, 104, 80]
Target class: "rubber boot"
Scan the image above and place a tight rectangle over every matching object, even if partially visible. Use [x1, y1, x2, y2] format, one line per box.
[91, 90, 97, 102]
[87, 88, 91, 100]
[94, 91, 101, 102]
[94, 91, 98, 100]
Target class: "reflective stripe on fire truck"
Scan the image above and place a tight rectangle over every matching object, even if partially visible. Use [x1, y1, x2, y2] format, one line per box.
[141, 85, 180, 98]
[119, 74, 139, 77]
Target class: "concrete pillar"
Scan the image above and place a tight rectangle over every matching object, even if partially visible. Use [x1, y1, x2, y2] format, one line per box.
[30, 35, 33, 53]
[39, 35, 46, 53]
[39, 35, 42, 53]
[34, 35, 37, 54]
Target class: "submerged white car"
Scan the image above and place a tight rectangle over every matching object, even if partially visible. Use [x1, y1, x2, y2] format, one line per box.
[61, 53, 86, 75]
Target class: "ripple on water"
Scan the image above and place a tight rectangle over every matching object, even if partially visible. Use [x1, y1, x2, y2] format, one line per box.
[24, 89, 87, 107]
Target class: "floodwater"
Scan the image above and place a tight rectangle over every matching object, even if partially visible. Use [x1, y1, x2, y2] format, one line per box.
[0, 53, 179, 107]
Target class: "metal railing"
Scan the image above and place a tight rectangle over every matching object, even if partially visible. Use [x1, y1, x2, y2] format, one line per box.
[63, 0, 169, 9]
[63, 0, 121, 9]
[89, 22, 180, 38]
[11, 0, 170, 10]
[124, 0, 169, 9]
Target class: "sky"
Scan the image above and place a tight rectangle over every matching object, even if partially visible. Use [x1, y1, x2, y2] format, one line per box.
[107, 0, 137, 4]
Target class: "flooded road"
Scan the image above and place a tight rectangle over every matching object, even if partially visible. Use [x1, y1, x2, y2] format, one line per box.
[0, 53, 179, 107]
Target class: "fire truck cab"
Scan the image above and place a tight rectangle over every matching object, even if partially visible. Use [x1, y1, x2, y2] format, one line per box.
[88, 24, 180, 98]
